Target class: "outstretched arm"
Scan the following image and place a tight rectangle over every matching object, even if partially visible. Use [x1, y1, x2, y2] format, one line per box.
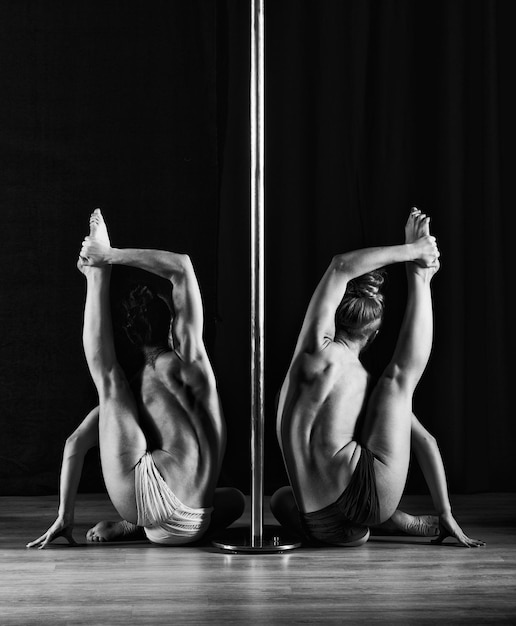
[294, 235, 439, 355]
[411, 415, 450, 515]
[411, 415, 485, 547]
[81, 236, 204, 361]
[27, 407, 99, 549]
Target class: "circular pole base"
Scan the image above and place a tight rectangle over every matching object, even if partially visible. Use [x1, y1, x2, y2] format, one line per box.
[211, 525, 302, 554]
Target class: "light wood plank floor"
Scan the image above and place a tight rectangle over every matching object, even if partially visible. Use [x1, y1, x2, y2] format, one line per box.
[1, 493, 515, 624]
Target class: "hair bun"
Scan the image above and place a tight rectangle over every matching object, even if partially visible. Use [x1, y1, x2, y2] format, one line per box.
[347, 270, 385, 300]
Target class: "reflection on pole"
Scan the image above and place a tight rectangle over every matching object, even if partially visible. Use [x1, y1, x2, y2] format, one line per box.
[250, 0, 265, 548]
[211, 0, 301, 553]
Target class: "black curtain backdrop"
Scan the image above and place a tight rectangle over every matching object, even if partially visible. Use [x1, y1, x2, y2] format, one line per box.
[0, 2, 220, 494]
[1, 1, 514, 499]
[217, 0, 515, 496]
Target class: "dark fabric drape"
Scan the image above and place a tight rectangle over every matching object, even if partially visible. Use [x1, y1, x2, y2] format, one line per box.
[1, 1, 513, 498]
[217, 0, 514, 495]
[0, 2, 219, 494]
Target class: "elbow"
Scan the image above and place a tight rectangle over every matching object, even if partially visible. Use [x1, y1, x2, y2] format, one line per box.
[421, 431, 438, 450]
[412, 428, 438, 453]
[181, 254, 193, 273]
[167, 254, 193, 282]
[176, 253, 191, 267]
[331, 254, 347, 271]
[64, 431, 89, 456]
[64, 433, 80, 454]
[331, 253, 355, 277]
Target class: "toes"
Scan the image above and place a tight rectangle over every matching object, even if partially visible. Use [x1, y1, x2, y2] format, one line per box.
[86, 526, 101, 542]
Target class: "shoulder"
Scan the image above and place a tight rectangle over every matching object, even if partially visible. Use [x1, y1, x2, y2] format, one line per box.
[155, 348, 216, 390]
[291, 341, 339, 381]
[151, 349, 179, 372]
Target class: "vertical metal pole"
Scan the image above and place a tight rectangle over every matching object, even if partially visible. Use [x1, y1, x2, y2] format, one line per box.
[250, 0, 265, 547]
[212, 0, 299, 552]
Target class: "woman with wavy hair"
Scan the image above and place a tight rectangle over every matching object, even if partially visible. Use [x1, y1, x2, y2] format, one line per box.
[271, 208, 484, 548]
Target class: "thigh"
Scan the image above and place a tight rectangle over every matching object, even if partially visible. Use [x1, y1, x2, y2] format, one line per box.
[359, 375, 413, 520]
[97, 370, 148, 523]
[206, 488, 246, 534]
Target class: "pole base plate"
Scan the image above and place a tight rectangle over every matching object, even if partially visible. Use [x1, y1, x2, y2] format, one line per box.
[211, 525, 302, 553]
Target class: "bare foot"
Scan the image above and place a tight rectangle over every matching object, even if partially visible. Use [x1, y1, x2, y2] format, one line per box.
[398, 513, 439, 536]
[405, 206, 430, 245]
[80, 209, 113, 267]
[405, 207, 440, 277]
[376, 510, 439, 537]
[89, 208, 110, 246]
[86, 520, 145, 543]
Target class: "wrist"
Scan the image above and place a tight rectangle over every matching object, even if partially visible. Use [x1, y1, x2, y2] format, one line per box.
[404, 243, 416, 262]
[58, 510, 74, 523]
[108, 247, 121, 265]
[438, 506, 452, 517]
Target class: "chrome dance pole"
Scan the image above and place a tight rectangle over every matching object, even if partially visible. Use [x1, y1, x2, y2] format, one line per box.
[212, 0, 301, 554]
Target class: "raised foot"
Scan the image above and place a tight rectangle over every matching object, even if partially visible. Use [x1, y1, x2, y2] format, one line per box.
[89, 208, 110, 246]
[86, 520, 145, 543]
[405, 207, 440, 277]
[405, 206, 430, 244]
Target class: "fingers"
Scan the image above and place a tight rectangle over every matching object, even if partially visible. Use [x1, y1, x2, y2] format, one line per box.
[79, 237, 97, 265]
[27, 532, 53, 550]
[26, 534, 46, 549]
[431, 526, 486, 548]
[38, 536, 52, 550]
[80, 237, 91, 256]
[26, 533, 52, 550]
[461, 535, 486, 548]
[454, 536, 485, 548]
[27, 527, 78, 549]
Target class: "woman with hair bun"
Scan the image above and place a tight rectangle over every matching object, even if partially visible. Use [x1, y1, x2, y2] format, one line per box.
[271, 208, 484, 548]
[27, 209, 244, 549]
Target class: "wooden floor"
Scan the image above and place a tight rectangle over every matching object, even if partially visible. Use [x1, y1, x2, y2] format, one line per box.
[1, 493, 515, 625]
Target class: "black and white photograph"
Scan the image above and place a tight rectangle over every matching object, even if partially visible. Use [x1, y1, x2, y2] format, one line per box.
[0, 1, 514, 624]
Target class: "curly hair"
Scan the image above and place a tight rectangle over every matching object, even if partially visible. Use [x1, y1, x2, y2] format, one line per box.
[122, 284, 171, 348]
[336, 270, 386, 340]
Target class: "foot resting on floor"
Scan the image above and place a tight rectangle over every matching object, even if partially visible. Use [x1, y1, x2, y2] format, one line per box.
[372, 510, 439, 537]
[86, 520, 146, 543]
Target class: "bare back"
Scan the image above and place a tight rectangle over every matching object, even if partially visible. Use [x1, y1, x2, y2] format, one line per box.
[135, 349, 226, 508]
[277, 216, 442, 523]
[278, 339, 372, 513]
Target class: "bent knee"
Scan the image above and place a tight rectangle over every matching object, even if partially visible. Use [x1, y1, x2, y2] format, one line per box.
[227, 488, 246, 516]
[270, 486, 295, 515]
[336, 528, 370, 548]
[214, 488, 246, 514]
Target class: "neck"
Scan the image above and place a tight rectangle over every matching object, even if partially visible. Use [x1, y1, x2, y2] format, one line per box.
[334, 333, 365, 356]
